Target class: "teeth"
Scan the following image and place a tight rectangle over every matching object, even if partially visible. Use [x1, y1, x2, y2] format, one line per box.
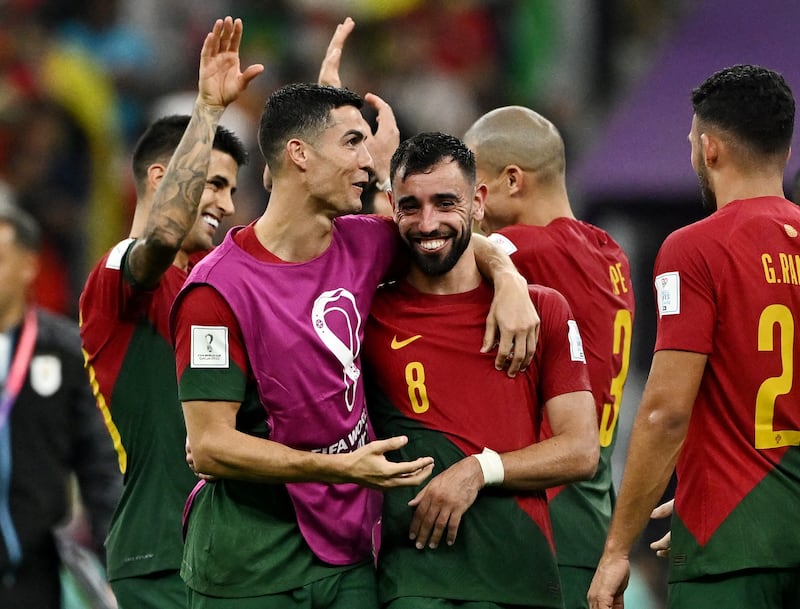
[419, 239, 445, 250]
[203, 215, 219, 229]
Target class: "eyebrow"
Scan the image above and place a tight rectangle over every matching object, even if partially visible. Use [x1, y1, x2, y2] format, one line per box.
[396, 192, 462, 206]
[342, 128, 366, 143]
[208, 174, 237, 193]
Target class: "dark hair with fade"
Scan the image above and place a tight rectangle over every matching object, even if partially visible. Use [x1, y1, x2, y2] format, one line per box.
[691, 64, 795, 156]
[257, 83, 364, 170]
[0, 203, 42, 253]
[390, 131, 476, 186]
[131, 115, 248, 190]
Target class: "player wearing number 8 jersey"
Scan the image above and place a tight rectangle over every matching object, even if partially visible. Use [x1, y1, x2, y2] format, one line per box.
[464, 107, 635, 609]
[589, 65, 800, 609]
[365, 132, 600, 609]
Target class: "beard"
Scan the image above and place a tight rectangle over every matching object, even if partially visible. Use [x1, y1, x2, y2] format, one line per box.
[407, 229, 472, 276]
[697, 161, 717, 214]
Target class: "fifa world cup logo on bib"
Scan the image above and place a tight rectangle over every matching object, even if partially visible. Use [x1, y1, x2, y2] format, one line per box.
[311, 288, 361, 412]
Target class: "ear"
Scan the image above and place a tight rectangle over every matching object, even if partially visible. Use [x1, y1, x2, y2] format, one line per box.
[700, 133, 719, 167]
[471, 182, 487, 222]
[286, 138, 309, 169]
[504, 165, 525, 195]
[146, 163, 166, 192]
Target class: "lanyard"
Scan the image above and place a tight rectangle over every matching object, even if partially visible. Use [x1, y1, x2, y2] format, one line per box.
[0, 308, 37, 574]
[0, 308, 38, 431]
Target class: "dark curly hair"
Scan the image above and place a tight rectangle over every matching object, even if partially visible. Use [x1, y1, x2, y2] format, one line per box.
[691, 64, 795, 156]
[390, 132, 476, 186]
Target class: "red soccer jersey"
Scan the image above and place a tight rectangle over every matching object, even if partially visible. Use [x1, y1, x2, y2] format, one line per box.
[364, 279, 590, 606]
[490, 219, 635, 447]
[79, 239, 207, 580]
[653, 196, 800, 579]
[488, 218, 634, 568]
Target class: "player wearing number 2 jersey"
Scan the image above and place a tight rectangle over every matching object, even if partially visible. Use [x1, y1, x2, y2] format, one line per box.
[589, 65, 800, 609]
[465, 107, 635, 609]
[365, 132, 599, 609]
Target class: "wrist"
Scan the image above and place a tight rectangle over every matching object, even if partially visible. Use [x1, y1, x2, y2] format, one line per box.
[375, 176, 391, 192]
[472, 447, 504, 486]
[195, 98, 227, 117]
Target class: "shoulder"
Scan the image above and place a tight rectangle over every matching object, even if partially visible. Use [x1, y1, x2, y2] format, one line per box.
[82, 238, 137, 296]
[528, 283, 570, 310]
[35, 308, 82, 354]
[94, 238, 136, 274]
[661, 207, 724, 250]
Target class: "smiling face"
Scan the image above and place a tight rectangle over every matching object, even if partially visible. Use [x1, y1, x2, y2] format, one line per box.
[392, 158, 485, 278]
[180, 149, 240, 254]
[303, 105, 373, 216]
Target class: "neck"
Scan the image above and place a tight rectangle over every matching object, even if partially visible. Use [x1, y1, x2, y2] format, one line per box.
[128, 194, 153, 238]
[517, 187, 574, 226]
[712, 172, 786, 209]
[254, 185, 336, 262]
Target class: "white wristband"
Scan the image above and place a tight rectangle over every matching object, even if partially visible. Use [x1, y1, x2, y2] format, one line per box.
[473, 447, 504, 486]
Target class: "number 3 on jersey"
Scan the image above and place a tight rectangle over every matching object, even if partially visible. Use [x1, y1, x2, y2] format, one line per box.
[599, 309, 633, 447]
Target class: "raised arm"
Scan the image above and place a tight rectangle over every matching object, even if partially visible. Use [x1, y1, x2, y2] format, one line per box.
[317, 18, 398, 213]
[472, 233, 540, 376]
[317, 17, 355, 87]
[128, 17, 263, 287]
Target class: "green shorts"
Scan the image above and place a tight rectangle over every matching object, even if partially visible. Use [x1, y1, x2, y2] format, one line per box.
[558, 565, 593, 609]
[111, 569, 188, 609]
[187, 562, 378, 609]
[669, 567, 800, 609]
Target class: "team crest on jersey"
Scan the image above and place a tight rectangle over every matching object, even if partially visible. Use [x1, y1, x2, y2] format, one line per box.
[655, 271, 680, 316]
[30, 355, 62, 397]
[190, 325, 229, 368]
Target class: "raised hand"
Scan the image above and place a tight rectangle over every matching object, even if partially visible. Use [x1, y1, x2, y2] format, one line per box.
[364, 92, 400, 184]
[318, 17, 356, 87]
[198, 16, 264, 109]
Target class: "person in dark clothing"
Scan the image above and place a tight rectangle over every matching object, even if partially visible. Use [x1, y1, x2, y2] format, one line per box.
[0, 201, 121, 609]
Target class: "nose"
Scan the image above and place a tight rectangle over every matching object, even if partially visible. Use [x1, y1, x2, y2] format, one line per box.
[358, 142, 373, 171]
[217, 189, 236, 218]
[417, 204, 439, 234]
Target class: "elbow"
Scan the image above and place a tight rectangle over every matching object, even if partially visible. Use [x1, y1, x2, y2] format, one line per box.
[574, 440, 600, 481]
[146, 229, 183, 255]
